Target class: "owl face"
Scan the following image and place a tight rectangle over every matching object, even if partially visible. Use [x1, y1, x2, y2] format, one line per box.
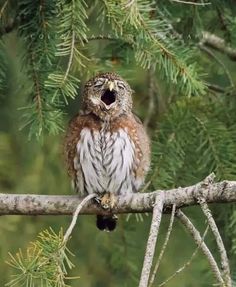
[82, 72, 133, 119]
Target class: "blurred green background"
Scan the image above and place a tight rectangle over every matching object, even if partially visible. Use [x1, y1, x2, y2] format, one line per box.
[0, 0, 236, 286]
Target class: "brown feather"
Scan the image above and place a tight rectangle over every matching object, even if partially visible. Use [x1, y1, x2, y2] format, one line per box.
[64, 113, 101, 180]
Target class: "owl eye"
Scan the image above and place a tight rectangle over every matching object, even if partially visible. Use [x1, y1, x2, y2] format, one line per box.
[94, 79, 105, 88]
[117, 81, 125, 90]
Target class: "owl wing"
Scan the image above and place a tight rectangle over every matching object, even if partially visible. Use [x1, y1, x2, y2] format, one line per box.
[111, 113, 150, 191]
[64, 113, 100, 194]
[131, 113, 151, 188]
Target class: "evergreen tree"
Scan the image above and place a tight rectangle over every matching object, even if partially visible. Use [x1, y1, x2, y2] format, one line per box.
[0, 0, 236, 286]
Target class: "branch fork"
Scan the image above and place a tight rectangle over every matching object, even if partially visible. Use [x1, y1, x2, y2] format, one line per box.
[0, 174, 235, 287]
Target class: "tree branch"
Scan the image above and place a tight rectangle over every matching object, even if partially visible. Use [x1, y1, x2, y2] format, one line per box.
[139, 193, 164, 287]
[0, 178, 235, 215]
[201, 31, 236, 61]
[0, 16, 19, 37]
[199, 43, 234, 88]
[158, 225, 209, 287]
[199, 198, 232, 287]
[63, 193, 96, 243]
[176, 210, 225, 286]
[149, 204, 176, 287]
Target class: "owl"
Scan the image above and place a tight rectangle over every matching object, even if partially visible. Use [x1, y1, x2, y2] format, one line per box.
[64, 72, 150, 231]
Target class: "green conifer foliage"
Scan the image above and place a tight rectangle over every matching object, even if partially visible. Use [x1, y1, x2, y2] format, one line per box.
[0, 0, 236, 286]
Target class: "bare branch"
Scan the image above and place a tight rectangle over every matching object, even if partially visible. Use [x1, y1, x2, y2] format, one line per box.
[199, 198, 232, 287]
[205, 83, 227, 93]
[198, 44, 234, 88]
[85, 35, 121, 43]
[0, 0, 9, 19]
[158, 225, 209, 287]
[149, 204, 176, 287]
[176, 210, 225, 286]
[201, 31, 236, 61]
[144, 67, 156, 128]
[0, 178, 235, 215]
[0, 16, 19, 37]
[63, 193, 96, 243]
[169, 0, 211, 5]
[0, 175, 233, 285]
[139, 192, 164, 287]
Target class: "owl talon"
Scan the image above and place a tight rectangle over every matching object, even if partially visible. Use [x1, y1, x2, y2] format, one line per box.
[100, 192, 116, 210]
[94, 196, 101, 205]
[101, 203, 110, 210]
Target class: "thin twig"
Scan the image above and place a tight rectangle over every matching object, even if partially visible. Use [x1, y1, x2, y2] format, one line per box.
[30, 52, 43, 129]
[124, 0, 136, 8]
[144, 68, 156, 128]
[85, 35, 119, 43]
[199, 198, 232, 287]
[63, 31, 75, 82]
[63, 193, 96, 243]
[201, 31, 236, 61]
[169, 0, 211, 5]
[0, 17, 18, 37]
[216, 7, 231, 43]
[205, 83, 226, 93]
[0, 0, 9, 19]
[139, 192, 164, 287]
[149, 204, 176, 287]
[199, 44, 234, 88]
[176, 210, 225, 286]
[158, 225, 209, 286]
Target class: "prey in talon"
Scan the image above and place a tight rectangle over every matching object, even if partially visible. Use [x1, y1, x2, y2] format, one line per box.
[64, 72, 150, 231]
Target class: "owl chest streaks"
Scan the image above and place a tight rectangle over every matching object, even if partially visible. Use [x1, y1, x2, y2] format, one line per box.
[75, 121, 136, 196]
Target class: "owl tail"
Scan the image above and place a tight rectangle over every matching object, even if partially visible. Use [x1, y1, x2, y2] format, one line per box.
[96, 215, 118, 231]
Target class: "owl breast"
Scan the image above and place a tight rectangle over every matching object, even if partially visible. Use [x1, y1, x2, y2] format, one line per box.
[73, 125, 139, 196]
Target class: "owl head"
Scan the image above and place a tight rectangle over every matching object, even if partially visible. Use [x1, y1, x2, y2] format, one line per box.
[82, 72, 133, 119]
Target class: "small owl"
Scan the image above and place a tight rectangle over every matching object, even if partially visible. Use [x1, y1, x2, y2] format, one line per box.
[64, 72, 150, 231]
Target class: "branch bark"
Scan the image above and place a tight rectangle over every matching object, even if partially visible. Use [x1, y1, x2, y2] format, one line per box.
[149, 204, 176, 286]
[158, 225, 209, 286]
[199, 198, 232, 287]
[176, 210, 225, 286]
[0, 179, 235, 215]
[0, 16, 19, 37]
[139, 193, 164, 287]
[201, 31, 236, 61]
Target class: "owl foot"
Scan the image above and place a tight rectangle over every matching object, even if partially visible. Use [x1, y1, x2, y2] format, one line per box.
[100, 192, 116, 210]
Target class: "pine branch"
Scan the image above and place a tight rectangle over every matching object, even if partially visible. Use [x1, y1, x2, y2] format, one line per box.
[6, 228, 77, 287]
[0, 176, 236, 215]
[18, 0, 63, 139]
[102, 0, 206, 96]
[46, 0, 88, 104]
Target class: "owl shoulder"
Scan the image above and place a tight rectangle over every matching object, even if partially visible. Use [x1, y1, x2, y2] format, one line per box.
[129, 112, 150, 147]
[64, 113, 101, 178]
[132, 112, 143, 125]
[114, 112, 150, 150]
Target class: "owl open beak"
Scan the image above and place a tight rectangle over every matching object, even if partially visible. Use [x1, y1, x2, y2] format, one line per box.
[101, 89, 116, 107]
